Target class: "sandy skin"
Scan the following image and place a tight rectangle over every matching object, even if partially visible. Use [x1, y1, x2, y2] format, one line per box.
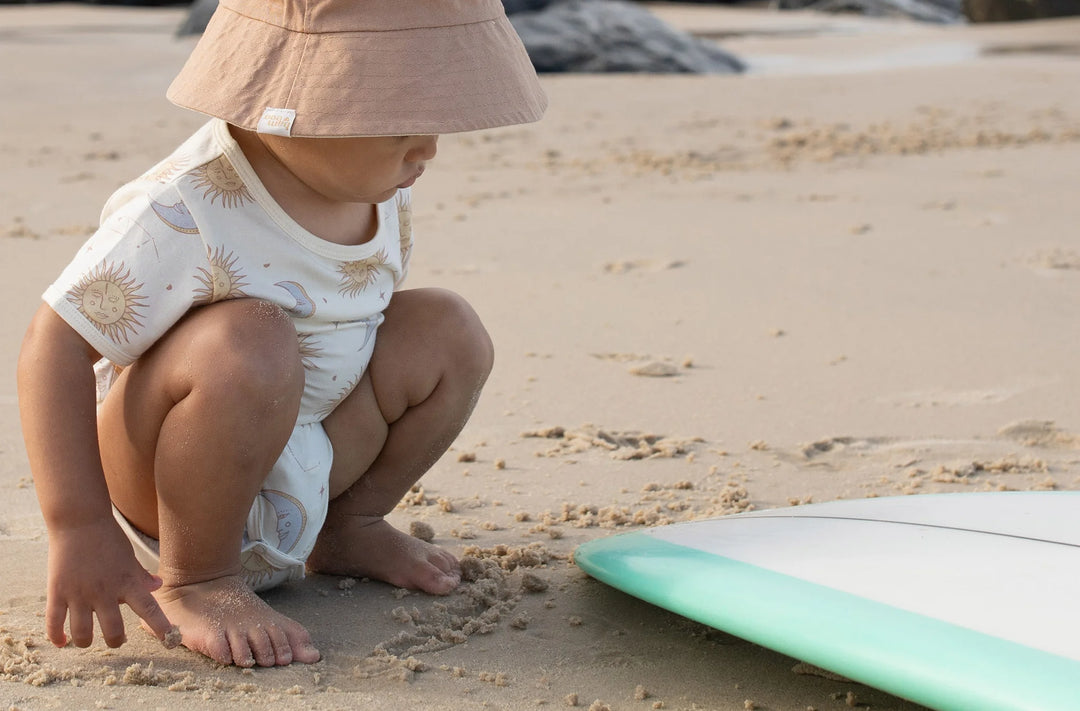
[148, 575, 320, 668]
[152, 517, 459, 667]
[307, 514, 462, 595]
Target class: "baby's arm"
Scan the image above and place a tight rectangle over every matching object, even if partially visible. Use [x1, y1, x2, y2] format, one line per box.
[17, 304, 173, 649]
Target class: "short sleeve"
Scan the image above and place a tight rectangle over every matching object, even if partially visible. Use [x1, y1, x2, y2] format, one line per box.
[43, 188, 209, 365]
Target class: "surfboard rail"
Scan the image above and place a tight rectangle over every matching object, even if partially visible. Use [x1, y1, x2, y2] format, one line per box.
[574, 492, 1080, 711]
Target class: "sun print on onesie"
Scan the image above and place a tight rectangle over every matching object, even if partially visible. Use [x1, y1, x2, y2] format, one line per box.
[337, 248, 389, 297]
[239, 550, 276, 590]
[296, 332, 323, 371]
[141, 156, 190, 184]
[189, 156, 252, 208]
[314, 373, 361, 420]
[193, 246, 250, 303]
[65, 262, 147, 344]
[398, 201, 413, 277]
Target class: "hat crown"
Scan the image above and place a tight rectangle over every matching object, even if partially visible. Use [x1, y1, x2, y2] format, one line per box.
[168, 0, 546, 137]
[220, 0, 505, 33]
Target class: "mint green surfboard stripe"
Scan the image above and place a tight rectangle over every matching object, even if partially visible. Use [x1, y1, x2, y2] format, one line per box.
[574, 532, 1080, 711]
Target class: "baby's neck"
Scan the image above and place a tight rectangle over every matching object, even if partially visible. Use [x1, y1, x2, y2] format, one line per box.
[230, 126, 378, 246]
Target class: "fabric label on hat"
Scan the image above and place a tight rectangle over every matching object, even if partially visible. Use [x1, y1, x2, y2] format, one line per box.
[257, 108, 296, 137]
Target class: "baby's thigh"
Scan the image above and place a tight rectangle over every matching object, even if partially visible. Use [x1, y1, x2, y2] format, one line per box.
[366, 287, 493, 419]
[101, 299, 301, 446]
[99, 300, 304, 516]
[322, 372, 387, 499]
[320, 288, 492, 497]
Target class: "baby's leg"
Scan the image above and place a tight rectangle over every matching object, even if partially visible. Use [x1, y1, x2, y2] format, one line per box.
[99, 299, 319, 667]
[307, 288, 494, 594]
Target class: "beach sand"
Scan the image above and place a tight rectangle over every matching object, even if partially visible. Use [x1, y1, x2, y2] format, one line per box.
[3, 3, 1080, 709]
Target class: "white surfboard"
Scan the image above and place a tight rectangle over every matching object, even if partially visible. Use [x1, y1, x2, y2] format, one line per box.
[573, 492, 1080, 711]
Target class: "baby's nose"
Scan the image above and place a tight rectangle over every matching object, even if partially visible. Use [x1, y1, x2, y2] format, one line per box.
[416, 135, 438, 162]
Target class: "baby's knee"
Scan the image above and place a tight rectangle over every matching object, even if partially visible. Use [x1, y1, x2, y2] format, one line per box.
[430, 289, 494, 379]
[190, 299, 304, 401]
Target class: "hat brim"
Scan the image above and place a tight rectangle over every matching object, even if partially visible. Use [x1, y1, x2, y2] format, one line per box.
[167, 3, 547, 137]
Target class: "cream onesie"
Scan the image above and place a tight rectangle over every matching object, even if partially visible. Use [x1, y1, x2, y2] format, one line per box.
[43, 118, 413, 590]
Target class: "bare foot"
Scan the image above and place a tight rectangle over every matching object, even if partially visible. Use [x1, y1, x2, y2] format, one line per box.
[147, 575, 321, 667]
[307, 516, 461, 595]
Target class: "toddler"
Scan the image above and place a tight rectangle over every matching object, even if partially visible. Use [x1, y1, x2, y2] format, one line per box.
[17, 0, 545, 668]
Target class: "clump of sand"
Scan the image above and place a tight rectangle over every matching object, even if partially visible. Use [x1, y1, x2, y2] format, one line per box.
[540, 104, 1080, 180]
[528, 478, 753, 533]
[534, 501, 674, 530]
[162, 625, 182, 650]
[409, 520, 436, 542]
[352, 649, 429, 682]
[764, 108, 1080, 165]
[601, 258, 684, 274]
[521, 424, 702, 460]
[628, 361, 681, 378]
[460, 542, 560, 572]
[376, 546, 559, 659]
[998, 420, 1080, 448]
[1029, 248, 1080, 270]
[0, 217, 41, 240]
[1, 633, 53, 686]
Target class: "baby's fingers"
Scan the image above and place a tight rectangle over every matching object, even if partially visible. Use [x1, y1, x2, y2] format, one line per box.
[44, 596, 69, 648]
[67, 605, 95, 648]
[126, 589, 172, 642]
[96, 604, 127, 648]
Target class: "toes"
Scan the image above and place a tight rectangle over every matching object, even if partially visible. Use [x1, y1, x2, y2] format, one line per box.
[316, 518, 467, 596]
[431, 548, 461, 577]
[226, 628, 257, 668]
[285, 626, 321, 664]
[201, 630, 238, 667]
[248, 626, 278, 668]
[185, 623, 310, 667]
[266, 624, 294, 666]
[425, 548, 461, 594]
[420, 561, 461, 595]
[149, 576, 319, 668]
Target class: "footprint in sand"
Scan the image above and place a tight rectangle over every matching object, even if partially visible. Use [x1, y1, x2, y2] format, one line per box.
[1027, 247, 1080, 272]
[602, 258, 684, 274]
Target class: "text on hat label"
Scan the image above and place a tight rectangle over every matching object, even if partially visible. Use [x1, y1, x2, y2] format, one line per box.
[257, 108, 297, 137]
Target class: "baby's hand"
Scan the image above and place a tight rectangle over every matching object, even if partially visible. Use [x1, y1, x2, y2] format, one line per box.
[45, 518, 173, 649]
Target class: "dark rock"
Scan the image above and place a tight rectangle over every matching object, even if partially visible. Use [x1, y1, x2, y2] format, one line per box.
[1, 0, 182, 3]
[962, 0, 1080, 20]
[177, 0, 217, 36]
[503, 0, 559, 14]
[509, 0, 743, 73]
[772, 0, 965, 22]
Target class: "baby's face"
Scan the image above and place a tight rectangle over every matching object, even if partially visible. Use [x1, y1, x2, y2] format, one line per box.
[260, 133, 438, 204]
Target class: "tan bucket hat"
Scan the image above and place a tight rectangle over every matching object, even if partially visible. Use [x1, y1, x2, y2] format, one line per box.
[167, 0, 547, 137]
